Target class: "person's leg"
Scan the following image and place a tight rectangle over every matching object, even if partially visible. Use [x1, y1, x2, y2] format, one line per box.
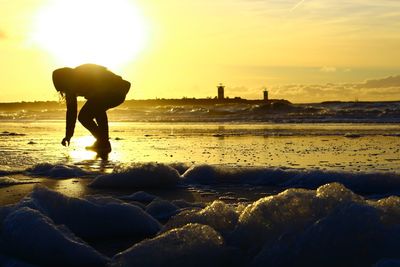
[78, 101, 100, 139]
[83, 93, 126, 152]
[94, 110, 109, 143]
[79, 101, 111, 152]
[96, 94, 126, 142]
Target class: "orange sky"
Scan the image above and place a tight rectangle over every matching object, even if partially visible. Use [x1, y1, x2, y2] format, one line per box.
[1, 0, 400, 103]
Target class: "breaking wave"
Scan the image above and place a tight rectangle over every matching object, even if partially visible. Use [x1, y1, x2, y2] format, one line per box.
[1, 101, 400, 123]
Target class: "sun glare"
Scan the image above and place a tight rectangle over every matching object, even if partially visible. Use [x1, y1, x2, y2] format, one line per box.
[68, 135, 97, 161]
[33, 0, 148, 69]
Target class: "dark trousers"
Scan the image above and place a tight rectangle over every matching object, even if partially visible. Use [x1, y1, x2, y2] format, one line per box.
[78, 94, 125, 142]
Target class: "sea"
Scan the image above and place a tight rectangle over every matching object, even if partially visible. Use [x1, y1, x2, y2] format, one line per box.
[0, 101, 400, 266]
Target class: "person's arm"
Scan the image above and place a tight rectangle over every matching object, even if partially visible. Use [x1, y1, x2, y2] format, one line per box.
[61, 93, 77, 146]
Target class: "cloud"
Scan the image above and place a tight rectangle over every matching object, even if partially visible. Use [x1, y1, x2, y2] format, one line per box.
[225, 86, 261, 99]
[235, 75, 400, 102]
[320, 66, 337, 73]
[272, 77, 400, 102]
[360, 75, 400, 88]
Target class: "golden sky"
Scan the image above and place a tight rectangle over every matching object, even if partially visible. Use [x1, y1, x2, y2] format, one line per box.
[1, 0, 400, 103]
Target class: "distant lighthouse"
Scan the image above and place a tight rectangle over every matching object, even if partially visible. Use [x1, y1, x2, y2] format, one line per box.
[263, 89, 269, 101]
[217, 83, 225, 100]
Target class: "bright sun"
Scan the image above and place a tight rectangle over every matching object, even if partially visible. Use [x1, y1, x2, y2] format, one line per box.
[33, 0, 148, 69]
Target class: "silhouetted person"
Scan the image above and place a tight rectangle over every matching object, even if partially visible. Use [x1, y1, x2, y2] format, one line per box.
[52, 64, 131, 153]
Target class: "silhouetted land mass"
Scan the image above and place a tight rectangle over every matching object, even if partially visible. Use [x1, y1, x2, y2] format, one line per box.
[0, 98, 291, 110]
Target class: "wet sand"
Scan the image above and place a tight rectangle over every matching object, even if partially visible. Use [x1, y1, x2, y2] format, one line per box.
[0, 174, 281, 206]
[1, 121, 399, 174]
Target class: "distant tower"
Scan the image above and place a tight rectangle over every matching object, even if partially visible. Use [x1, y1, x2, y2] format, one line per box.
[217, 83, 225, 100]
[263, 89, 269, 101]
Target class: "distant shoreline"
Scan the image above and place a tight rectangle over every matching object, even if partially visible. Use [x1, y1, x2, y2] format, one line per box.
[0, 98, 291, 110]
[0, 98, 399, 111]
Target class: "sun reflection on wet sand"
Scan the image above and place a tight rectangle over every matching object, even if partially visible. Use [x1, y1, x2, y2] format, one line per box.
[67, 136, 115, 172]
[42, 178, 92, 198]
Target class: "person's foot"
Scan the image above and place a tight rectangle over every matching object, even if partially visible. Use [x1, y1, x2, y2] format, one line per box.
[85, 140, 111, 153]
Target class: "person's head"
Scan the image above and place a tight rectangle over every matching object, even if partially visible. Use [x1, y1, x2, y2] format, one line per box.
[52, 67, 74, 97]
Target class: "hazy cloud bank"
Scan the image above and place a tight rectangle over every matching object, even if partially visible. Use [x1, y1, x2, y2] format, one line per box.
[360, 75, 400, 88]
[231, 75, 400, 103]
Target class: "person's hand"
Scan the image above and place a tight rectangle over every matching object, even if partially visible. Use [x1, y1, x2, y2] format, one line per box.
[61, 137, 71, 147]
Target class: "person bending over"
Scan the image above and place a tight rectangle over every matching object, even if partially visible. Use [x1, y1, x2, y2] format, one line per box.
[52, 64, 131, 153]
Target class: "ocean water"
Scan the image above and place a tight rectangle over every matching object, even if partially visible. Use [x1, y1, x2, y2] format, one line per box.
[1, 100, 400, 123]
[1, 113, 400, 266]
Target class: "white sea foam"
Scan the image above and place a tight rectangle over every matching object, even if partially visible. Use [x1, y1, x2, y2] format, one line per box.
[235, 183, 400, 266]
[182, 164, 287, 185]
[145, 198, 180, 221]
[251, 202, 400, 267]
[26, 163, 90, 178]
[89, 162, 181, 189]
[110, 224, 226, 267]
[1, 207, 108, 267]
[5, 162, 400, 196]
[10, 186, 161, 240]
[1, 184, 400, 266]
[7, 162, 400, 196]
[164, 200, 242, 235]
[0, 177, 38, 186]
[231, 183, 360, 251]
[182, 164, 400, 195]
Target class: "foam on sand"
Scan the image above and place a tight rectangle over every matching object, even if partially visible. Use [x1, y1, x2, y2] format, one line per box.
[26, 163, 90, 178]
[11, 186, 161, 240]
[182, 164, 400, 195]
[234, 183, 400, 266]
[0, 177, 38, 186]
[2, 183, 400, 266]
[7, 162, 400, 196]
[89, 162, 181, 188]
[1, 207, 108, 267]
[164, 200, 242, 236]
[145, 198, 180, 221]
[232, 183, 366, 251]
[110, 224, 226, 267]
